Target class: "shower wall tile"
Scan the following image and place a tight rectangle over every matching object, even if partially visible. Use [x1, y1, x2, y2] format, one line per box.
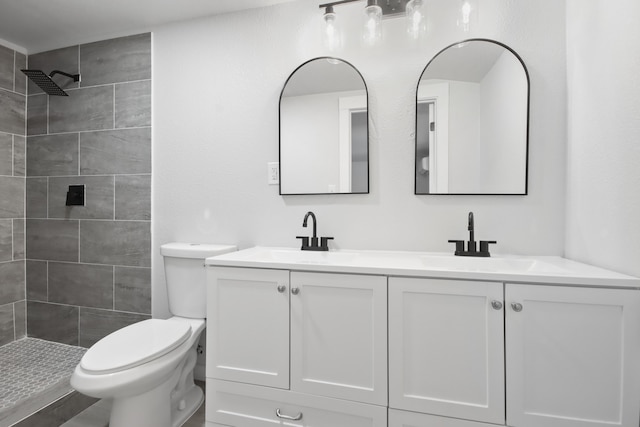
[27, 94, 47, 136]
[0, 45, 13, 91]
[14, 135, 25, 176]
[114, 266, 151, 314]
[13, 219, 25, 259]
[14, 300, 26, 339]
[0, 220, 11, 262]
[26, 219, 79, 262]
[79, 307, 149, 348]
[24, 34, 152, 345]
[48, 175, 114, 219]
[48, 262, 113, 309]
[14, 52, 26, 95]
[26, 178, 48, 218]
[0, 261, 25, 305]
[27, 45, 80, 96]
[115, 175, 151, 220]
[27, 301, 78, 345]
[80, 33, 151, 87]
[0, 132, 12, 175]
[49, 86, 113, 133]
[80, 128, 151, 175]
[115, 80, 151, 128]
[0, 89, 26, 135]
[0, 177, 25, 218]
[26, 260, 48, 301]
[0, 303, 14, 345]
[27, 133, 79, 176]
[80, 221, 150, 267]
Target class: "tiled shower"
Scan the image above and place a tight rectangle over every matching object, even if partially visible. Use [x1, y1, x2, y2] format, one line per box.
[1, 33, 153, 348]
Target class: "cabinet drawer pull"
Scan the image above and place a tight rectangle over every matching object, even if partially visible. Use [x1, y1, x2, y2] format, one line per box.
[291, 287, 300, 295]
[511, 302, 523, 312]
[277, 285, 287, 293]
[276, 408, 303, 420]
[491, 300, 503, 310]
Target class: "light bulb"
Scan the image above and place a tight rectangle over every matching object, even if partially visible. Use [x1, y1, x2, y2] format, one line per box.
[406, 0, 426, 39]
[363, 1, 382, 46]
[323, 6, 340, 52]
[458, 0, 476, 32]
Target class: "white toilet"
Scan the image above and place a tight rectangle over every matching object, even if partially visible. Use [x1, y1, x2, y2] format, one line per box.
[71, 242, 236, 427]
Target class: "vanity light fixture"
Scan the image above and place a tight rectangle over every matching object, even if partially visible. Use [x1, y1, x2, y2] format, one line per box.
[320, 0, 410, 48]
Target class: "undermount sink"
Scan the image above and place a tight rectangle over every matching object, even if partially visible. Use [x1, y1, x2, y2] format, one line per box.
[418, 255, 569, 274]
[246, 247, 359, 265]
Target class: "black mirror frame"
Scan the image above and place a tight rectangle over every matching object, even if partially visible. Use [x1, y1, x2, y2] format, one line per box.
[414, 38, 531, 196]
[279, 56, 370, 196]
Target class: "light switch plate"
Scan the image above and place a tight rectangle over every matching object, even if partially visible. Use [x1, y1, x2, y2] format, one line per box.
[267, 162, 279, 185]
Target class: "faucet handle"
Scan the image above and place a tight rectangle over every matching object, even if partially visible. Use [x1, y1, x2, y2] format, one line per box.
[479, 240, 497, 256]
[296, 236, 309, 250]
[320, 237, 334, 250]
[448, 240, 465, 255]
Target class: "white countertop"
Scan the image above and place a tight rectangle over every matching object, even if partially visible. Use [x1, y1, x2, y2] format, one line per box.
[205, 246, 640, 289]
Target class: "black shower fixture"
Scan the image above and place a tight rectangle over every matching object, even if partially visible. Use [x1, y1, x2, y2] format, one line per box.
[21, 69, 81, 96]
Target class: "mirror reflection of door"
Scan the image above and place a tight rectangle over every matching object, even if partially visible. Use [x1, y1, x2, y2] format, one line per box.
[280, 57, 369, 195]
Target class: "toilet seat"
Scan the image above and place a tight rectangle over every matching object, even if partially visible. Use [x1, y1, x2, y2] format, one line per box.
[80, 319, 191, 375]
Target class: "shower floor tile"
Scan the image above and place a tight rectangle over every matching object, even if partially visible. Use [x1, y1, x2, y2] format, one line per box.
[0, 338, 86, 426]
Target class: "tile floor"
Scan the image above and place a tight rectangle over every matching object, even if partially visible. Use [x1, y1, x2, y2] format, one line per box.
[0, 338, 87, 427]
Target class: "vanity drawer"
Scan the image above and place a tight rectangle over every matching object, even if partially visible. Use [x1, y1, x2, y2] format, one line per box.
[389, 409, 496, 427]
[206, 379, 387, 427]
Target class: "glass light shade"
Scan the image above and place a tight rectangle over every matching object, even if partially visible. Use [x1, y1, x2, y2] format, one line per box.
[363, 2, 382, 46]
[323, 7, 341, 52]
[406, 0, 426, 39]
[457, 0, 478, 32]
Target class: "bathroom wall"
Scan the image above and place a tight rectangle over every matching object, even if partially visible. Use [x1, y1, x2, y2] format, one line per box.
[565, 0, 640, 278]
[25, 33, 152, 346]
[152, 0, 568, 316]
[0, 42, 26, 346]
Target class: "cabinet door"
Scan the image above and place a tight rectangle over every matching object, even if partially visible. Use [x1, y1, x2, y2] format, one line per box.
[206, 379, 387, 427]
[290, 272, 388, 405]
[389, 408, 498, 427]
[207, 267, 290, 389]
[389, 277, 505, 425]
[506, 284, 640, 427]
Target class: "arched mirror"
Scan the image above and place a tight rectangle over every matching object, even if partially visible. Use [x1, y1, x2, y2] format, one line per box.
[415, 39, 529, 195]
[280, 57, 369, 195]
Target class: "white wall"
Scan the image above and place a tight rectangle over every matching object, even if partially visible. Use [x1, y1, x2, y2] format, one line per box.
[565, 0, 640, 277]
[152, 0, 568, 317]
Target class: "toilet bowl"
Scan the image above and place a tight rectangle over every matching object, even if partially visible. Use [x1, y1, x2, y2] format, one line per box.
[70, 242, 236, 427]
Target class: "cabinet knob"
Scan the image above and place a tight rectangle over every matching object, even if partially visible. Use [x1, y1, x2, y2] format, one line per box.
[291, 287, 300, 295]
[511, 302, 523, 312]
[276, 408, 303, 420]
[491, 300, 503, 310]
[277, 285, 286, 293]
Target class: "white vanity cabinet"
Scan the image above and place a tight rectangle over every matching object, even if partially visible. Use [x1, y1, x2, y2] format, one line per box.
[388, 277, 640, 427]
[505, 284, 640, 427]
[388, 277, 506, 425]
[206, 247, 640, 427]
[206, 266, 388, 427]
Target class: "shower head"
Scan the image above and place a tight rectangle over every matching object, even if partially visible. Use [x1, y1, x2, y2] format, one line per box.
[21, 69, 81, 96]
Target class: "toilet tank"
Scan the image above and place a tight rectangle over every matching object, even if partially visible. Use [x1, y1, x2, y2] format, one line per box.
[160, 243, 237, 318]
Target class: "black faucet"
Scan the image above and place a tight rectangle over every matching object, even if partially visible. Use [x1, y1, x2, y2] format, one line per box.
[296, 211, 333, 251]
[448, 211, 496, 257]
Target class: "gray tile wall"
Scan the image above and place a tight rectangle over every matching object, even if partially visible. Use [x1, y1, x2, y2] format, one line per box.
[25, 33, 152, 347]
[0, 43, 27, 346]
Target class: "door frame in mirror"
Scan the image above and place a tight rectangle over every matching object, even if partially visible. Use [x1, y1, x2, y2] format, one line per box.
[414, 38, 530, 196]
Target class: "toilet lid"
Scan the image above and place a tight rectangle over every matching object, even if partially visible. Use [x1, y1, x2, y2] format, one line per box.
[80, 319, 191, 374]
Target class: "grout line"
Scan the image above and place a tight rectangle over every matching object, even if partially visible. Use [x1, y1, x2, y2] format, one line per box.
[26, 125, 151, 139]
